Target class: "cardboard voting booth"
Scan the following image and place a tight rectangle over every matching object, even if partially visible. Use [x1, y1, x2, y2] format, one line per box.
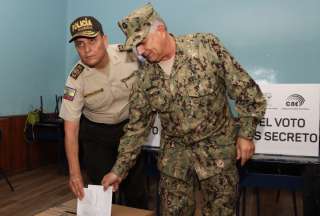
[144, 84, 320, 157]
[34, 199, 154, 216]
[254, 84, 320, 157]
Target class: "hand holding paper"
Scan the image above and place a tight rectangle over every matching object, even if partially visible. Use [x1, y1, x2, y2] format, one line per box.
[77, 185, 112, 216]
[101, 172, 122, 192]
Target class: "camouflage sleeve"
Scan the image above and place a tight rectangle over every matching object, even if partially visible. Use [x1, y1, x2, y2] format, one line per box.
[207, 33, 266, 139]
[112, 76, 155, 177]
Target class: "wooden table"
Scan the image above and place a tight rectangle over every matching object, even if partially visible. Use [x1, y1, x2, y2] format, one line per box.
[35, 199, 155, 216]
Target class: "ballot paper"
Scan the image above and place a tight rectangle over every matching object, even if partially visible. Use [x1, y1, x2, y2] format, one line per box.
[77, 184, 112, 216]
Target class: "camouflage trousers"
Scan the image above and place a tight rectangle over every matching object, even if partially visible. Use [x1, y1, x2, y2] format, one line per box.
[159, 169, 238, 216]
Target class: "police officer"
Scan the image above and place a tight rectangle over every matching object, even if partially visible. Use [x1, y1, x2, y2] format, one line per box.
[102, 4, 266, 216]
[59, 16, 147, 209]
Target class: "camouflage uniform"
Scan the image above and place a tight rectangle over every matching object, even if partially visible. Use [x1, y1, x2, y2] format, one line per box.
[112, 4, 267, 216]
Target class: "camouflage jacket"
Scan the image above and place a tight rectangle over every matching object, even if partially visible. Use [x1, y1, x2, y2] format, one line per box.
[112, 33, 266, 181]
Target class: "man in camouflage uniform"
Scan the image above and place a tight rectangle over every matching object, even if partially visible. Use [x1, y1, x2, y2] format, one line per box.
[102, 3, 266, 216]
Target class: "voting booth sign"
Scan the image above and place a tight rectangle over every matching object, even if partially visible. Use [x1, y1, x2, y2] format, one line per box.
[254, 84, 320, 156]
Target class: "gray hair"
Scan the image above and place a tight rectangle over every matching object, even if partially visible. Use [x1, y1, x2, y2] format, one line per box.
[150, 17, 167, 32]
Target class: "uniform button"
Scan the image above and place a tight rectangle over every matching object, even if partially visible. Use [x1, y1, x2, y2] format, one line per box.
[215, 159, 225, 168]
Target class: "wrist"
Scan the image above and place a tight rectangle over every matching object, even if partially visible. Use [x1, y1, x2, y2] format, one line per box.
[69, 171, 82, 178]
[238, 135, 253, 141]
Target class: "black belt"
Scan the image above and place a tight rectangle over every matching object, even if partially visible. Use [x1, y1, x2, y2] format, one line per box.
[81, 115, 129, 128]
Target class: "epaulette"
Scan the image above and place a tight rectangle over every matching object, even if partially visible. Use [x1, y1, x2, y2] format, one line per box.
[126, 51, 138, 62]
[121, 70, 137, 88]
[70, 64, 84, 80]
[118, 44, 127, 52]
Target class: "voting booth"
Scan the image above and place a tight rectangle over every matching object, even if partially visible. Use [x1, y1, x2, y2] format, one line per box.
[240, 84, 320, 216]
[145, 84, 320, 157]
[254, 84, 320, 157]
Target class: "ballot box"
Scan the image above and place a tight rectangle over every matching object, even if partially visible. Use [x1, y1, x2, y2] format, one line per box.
[34, 199, 155, 216]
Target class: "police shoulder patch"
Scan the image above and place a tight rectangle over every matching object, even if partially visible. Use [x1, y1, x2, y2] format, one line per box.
[63, 86, 76, 101]
[70, 64, 84, 80]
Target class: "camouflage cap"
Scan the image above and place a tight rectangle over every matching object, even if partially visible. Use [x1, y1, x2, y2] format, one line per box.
[118, 3, 162, 51]
[69, 16, 104, 43]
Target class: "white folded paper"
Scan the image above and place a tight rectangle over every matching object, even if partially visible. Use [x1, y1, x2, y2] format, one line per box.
[77, 184, 112, 216]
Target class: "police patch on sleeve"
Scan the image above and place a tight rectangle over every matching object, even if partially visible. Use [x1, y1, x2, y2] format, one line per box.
[70, 64, 84, 80]
[63, 86, 76, 101]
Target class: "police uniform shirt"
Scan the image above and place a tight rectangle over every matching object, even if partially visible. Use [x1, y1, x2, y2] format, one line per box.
[59, 44, 137, 124]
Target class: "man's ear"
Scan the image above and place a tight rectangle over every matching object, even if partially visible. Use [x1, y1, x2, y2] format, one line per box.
[157, 24, 167, 40]
[157, 24, 166, 32]
[103, 35, 109, 48]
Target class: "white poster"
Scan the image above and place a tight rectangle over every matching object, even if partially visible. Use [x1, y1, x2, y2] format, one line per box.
[144, 114, 161, 148]
[254, 84, 320, 156]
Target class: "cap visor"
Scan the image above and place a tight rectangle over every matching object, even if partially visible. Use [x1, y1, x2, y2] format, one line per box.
[68, 32, 99, 43]
[123, 29, 149, 50]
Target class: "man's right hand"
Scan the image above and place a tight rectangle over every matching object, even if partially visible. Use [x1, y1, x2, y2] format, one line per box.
[101, 172, 122, 192]
[69, 174, 85, 200]
[64, 120, 84, 199]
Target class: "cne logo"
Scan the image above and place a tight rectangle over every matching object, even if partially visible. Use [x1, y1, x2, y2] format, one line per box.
[72, 18, 93, 32]
[285, 94, 305, 107]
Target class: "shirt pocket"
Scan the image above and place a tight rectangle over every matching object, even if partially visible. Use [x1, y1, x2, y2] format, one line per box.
[84, 88, 113, 110]
[145, 87, 170, 112]
[204, 144, 237, 174]
[112, 73, 136, 99]
[185, 66, 220, 96]
[185, 78, 220, 110]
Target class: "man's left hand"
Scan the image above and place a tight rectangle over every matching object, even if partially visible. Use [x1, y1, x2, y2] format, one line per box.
[236, 137, 255, 166]
[101, 172, 122, 192]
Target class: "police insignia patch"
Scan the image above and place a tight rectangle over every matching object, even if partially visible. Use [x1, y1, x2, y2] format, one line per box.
[63, 86, 76, 101]
[70, 64, 84, 80]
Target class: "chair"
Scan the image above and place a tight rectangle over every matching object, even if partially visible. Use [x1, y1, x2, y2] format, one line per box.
[0, 129, 14, 191]
[24, 120, 66, 173]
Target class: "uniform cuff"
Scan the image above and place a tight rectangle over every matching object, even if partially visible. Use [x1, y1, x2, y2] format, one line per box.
[238, 117, 258, 139]
[111, 161, 128, 178]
